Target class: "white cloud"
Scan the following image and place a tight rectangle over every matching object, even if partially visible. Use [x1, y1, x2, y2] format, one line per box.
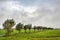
[0, 0, 60, 29]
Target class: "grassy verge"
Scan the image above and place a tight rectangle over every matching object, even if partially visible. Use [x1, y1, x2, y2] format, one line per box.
[0, 29, 60, 40]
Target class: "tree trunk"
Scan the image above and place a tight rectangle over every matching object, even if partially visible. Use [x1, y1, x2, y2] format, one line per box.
[34, 29, 35, 32]
[19, 30, 21, 33]
[6, 29, 11, 36]
[25, 30, 26, 33]
[29, 29, 30, 33]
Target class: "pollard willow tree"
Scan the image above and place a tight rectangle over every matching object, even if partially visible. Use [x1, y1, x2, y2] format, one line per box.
[16, 23, 23, 33]
[27, 24, 32, 33]
[33, 26, 36, 32]
[3, 19, 15, 36]
[24, 25, 28, 33]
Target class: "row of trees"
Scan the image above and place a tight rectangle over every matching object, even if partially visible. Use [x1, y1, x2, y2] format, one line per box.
[3, 19, 53, 36]
[33, 26, 53, 31]
[16, 23, 32, 33]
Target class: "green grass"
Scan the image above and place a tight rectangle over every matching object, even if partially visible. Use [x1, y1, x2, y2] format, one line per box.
[0, 29, 60, 40]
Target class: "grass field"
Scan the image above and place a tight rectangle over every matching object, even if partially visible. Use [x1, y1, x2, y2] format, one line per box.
[0, 29, 60, 40]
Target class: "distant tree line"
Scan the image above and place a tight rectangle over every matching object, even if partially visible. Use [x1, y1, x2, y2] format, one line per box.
[3, 19, 54, 36]
[33, 26, 53, 31]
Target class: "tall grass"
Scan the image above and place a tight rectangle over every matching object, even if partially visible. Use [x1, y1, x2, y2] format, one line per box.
[0, 29, 60, 40]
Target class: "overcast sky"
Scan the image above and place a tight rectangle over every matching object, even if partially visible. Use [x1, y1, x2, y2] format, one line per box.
[0, 0, 60, 28]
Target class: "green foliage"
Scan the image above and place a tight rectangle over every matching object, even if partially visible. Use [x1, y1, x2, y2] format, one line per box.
[16, 23, 23, 33]
[23, 24, 32, 33]
[24, 25, 28, 33]
[3, 19, 15, 36]
[27, 24, 32, 32]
